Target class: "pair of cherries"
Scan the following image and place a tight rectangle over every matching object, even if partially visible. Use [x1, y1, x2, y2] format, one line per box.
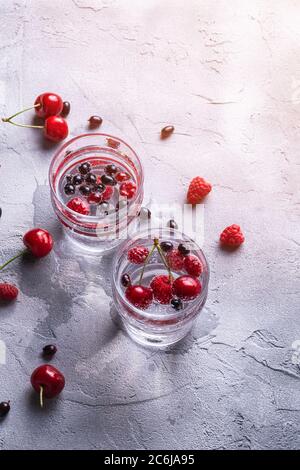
[2, 92, 69, 142]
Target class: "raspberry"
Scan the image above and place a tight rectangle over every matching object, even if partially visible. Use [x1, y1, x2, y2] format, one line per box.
[187, 176, 212, 204]
[67, 197, 90, 215]
[120, 182, 137, 199]
[0, 283, 19, 301]
[166, 249, 184, 271]
[101, 185, 114, 201]
[220, 224, 245, 248]
[150, 275, 173, 304]
[127, 246, 149, 264]
[184, 255, 203, 277]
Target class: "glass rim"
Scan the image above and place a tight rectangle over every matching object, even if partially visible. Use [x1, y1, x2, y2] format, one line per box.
[112, 227, 210, 321]
[48, 132, 144, 223]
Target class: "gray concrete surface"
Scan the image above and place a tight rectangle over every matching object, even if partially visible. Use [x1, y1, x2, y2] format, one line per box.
[0, 0, 300, 450]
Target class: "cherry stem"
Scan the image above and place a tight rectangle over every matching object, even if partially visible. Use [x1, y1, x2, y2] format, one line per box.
[139, 238, 159, 284]
[2, 103, 43, 129]
[39, 386, 44, 408]
[155, 243, 174, 281]
[0, 250, 26, 271]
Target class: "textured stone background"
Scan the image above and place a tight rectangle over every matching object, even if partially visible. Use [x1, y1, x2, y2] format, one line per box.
[0, 0, 300, 450]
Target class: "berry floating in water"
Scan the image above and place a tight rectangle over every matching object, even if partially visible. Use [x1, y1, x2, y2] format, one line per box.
[167, 219, 178, 230]
[72, 174, 84, 186]
[128, 246, 149, 264]
[160, 241, 173, 252]
[101, 174, 117, 186]
[67, 197, 90, 215]
[85, 173, 97, 185]
[78, 162, 91, 175]
[166, 249, 184, 271]
[105, 164, 118, 175]
[184, 255, 203, 277]
[88, 115, 103, 129]
[116, 172, 131, 182]
[125, 285, 153, 309]
[43, 345, 57, 357]
[178, 243, 190, 256]
[171, 298, 183, 311]
[119, 181, 137, 199]
[64, 183, 75, 195]
[101, 185, 114, 201]
[121, 273, 131, 287]
[172, 275, 201, 301]
[79, 185, 92, 196]
[150, 275, 173, 305]
[0, 401, 10, 418]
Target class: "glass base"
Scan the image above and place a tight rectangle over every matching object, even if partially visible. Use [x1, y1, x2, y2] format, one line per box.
[63, 227, 124, 254]
[121, 318, 194, 349]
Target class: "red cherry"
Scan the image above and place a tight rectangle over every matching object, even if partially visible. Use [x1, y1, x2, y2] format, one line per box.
[31, 365, 65, 406]
[125, 285, 153, 309]
[23, 228, 53, 258]
[172, 275, 201, 301]
[116, 172, 131, 183]
[44, 116, 68, 142]
[67, 197, 90, 214]
[119, 181, 137, 199]
[34, 93, 63, 118]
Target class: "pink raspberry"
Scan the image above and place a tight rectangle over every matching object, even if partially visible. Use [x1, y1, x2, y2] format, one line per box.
[166, 249, 184, 271]
[187, 176, 212, 204]
[220, 224, 245, 248]
[127, 246, 149, 264]
[150, 275, 173, 304]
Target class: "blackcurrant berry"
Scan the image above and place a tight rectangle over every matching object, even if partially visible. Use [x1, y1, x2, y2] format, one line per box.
[65, 174, 72, 183]
[171, 298, 183, 311]
[121, 273, 131, 287]
[160, 241, 173, 252]
[0, 401, 10, 418]
[72, 174, 84, 186]
[101, 174, 117, 186]
[95, 183, 105, 193]
[43, 344, 57, 357]
[61, 101, 71, 117]
[79, 185, 92, 196]
[64, 183, 75, 195]
[85, 173, 97, 185]
[78, 162, 91, 175]
[167, 219, 178, 229]
[105, 164, 118, 175]
[88, 115, 103, 129]
[178, 243, 190, 256]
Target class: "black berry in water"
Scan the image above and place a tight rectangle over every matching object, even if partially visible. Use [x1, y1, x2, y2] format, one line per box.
[78, 162, 91, 175]
[65, 174, 72, 183]
[43, 344, 57, 357]
[88, 116, 103, 129]
[178, 243, 190, 256]
[72, 174, 84, 186]
[79, 185, 92, 196]
[101, 174, 117, 186]
[94, 183, 105, 193]
[61, 101, 71, 117]
[121, 273, 131, 287]
[139, 207, 151, 219]
[85, 173, 97, 185]
[64, 183, 75, 195]
[171, 298, 183, 311]
[105, 164, 118, 175]
[0, 401, 10, 418]
[167, 219, 178, 230]
[160, 241, 173, 252]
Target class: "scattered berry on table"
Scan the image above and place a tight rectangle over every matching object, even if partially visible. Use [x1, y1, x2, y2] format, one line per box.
[220, 224, 245, 248]
[0, 283, 18, 301]
[187, 176, 212, 204]
[78, 162, 91, 175]
[101, 185, 114, 201]
[161, 125, 174, 139]
[121, 273, 131, 287]
[61, 101, 70, 118]
[79, 185, 92, 196]
[171, 298, 183, 311]
[67, 197, 90, 215]
[85, 173, 97, 185]
[167, 219, 178, 230]
[43, 345, 57, 357]
[160, 241, 174, 252]
[166, 249, 184, 271]
[31, 365, 65, 406]
[172, 275, 201, 301]
[35, 92, 63, 118]
[128, 246, 149, 264]
[0, 401, 10, 418]
[125, 285, 153, 309]
[178, 243, 190, 256]
[150, 275, 173, 304]
[184, 255, 203, 277]
[64, 183, 75, 195]
[105, 164, 118, 175]
[139, 207, 151, 220]
[44, 116, 68, 142]
[88, 115, 103, 129]
[72, 174, 84, 186]
[101, 174, 117, 186]
[116, 172, 131, 182]
[120, 181, 137, 199]
[23, 228, 53, 258]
